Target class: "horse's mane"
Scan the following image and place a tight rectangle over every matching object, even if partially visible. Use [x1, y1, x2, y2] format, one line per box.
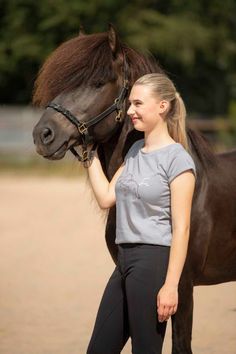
[33, 32, 160, 107]
[187, 127, 218, 172]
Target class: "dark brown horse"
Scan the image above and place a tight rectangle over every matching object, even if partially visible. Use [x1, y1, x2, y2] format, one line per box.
[32, 25, 236, 354]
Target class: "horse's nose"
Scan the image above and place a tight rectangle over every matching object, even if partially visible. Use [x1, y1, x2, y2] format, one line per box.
[40, 127, 55, 145]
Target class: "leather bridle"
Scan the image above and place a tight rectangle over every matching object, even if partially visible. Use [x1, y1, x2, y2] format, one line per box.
[46, 56, 129, 167]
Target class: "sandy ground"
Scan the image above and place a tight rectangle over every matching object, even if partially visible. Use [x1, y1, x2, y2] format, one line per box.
[0, 175, 235, 354]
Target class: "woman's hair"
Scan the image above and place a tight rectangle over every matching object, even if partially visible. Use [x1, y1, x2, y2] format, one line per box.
[134, 73, 189, 150]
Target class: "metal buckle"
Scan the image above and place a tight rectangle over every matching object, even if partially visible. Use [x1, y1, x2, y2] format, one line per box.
[81, 149, 88, 162]
[123, 79, 129, 89]
[115, 110, 123, 122]
[78, 123, 88, 134]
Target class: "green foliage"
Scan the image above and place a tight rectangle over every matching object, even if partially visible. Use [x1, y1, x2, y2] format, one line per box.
[117, 0, 236, 114]
[0, 0, 236, 115]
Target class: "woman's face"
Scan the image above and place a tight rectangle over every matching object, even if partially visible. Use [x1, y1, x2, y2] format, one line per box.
[127, 84, 167, 132]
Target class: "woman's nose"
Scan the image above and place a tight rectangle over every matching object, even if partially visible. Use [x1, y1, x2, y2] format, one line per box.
[127, 105, 134, 116]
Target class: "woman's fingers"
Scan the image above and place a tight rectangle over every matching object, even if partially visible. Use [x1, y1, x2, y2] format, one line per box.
[163, 306, 169, 318]
[158, 305, 177, 322]
[169, 305, 176, 315]
[157, 303, 165, 322]
[157, 287, 178, 322]
[158, 305, 169, 322]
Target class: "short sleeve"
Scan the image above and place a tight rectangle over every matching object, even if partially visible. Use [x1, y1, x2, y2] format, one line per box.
[167, 150, 196, 183]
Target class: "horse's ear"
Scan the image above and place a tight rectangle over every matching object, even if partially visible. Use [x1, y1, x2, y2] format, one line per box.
[108, 23, 122, 59]
[79, 25, 86, 36]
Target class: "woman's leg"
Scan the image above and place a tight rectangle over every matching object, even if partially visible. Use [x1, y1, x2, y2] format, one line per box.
[86, 266, 130, 354]
[121, 244, 170, 354]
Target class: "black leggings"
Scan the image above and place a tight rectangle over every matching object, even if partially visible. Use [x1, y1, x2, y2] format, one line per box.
[86, 243, 170, 354]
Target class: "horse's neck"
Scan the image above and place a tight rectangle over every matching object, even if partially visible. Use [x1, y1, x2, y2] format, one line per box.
[98, 127, 127, 179]
[98, 116, 141, 180]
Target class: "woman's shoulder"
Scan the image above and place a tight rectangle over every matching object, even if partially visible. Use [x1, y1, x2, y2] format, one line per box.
[166, 144, 197, 182]
[168, 143, 195, 162]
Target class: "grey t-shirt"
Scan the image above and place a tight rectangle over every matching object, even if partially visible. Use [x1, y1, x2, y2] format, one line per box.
[115, 139, 196, 246]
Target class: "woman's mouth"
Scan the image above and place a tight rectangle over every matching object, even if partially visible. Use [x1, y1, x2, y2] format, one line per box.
[131, 117, 139, 123]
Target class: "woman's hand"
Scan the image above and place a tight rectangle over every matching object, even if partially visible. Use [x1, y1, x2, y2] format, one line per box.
[157, 283, 178, 322]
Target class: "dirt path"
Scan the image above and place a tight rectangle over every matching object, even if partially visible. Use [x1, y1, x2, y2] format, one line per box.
[0, 176, 235, 354]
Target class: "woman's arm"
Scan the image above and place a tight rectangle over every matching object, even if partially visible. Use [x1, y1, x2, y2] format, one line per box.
[165, 170, 195, 287]
[157, 170, 196, 322]
[86, 150, 125, 209]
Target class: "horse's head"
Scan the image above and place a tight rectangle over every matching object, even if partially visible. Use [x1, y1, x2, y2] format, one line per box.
[33, 25, 132, 160]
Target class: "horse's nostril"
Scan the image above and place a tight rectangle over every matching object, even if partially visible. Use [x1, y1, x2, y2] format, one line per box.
[40, 127, 55, 145]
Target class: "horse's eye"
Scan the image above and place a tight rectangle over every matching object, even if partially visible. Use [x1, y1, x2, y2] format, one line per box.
[94, 81, 105, 89]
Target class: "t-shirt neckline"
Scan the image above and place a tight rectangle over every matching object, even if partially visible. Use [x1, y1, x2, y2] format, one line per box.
[140, 140, 180, 155]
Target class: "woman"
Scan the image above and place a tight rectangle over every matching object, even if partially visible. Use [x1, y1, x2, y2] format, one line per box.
[86, 73, 196, 354]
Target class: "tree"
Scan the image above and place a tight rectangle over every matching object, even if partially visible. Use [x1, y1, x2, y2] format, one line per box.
[0, 0, 235, 116]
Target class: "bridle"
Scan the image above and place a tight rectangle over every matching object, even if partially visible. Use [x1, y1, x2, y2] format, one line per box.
[46, 56, 129, 167]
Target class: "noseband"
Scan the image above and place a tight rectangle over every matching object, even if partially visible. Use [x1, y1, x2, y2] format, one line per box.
[46, 56, 129, 167]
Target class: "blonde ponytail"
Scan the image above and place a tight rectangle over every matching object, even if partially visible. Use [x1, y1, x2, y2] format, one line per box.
[166, 92, 188, 150]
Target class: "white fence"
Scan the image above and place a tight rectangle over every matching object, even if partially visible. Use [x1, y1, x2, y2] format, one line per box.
[0, 106, 43, 156]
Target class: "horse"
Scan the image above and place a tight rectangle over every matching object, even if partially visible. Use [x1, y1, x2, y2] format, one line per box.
[32, 25, 236, 354]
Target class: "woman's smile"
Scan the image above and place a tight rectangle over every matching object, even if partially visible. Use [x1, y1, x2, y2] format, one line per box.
[131, 116, 140, 124]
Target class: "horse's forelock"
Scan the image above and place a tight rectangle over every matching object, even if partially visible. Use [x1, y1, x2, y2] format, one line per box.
[32, 31, 160, 107]
[33, 33, 114, 106]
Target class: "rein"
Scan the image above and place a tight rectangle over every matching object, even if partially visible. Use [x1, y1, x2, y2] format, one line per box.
[46, 56, 129, 167]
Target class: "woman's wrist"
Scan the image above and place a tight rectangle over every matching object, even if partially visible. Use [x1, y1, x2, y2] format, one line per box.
[164, 280, 179, 289]
[82, 147, 98, 168]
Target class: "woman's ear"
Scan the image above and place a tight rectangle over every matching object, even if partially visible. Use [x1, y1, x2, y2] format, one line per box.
[159, 100, 170, 114]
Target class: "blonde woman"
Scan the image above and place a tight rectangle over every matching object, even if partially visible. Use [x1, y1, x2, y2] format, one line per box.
[86, 73, 196, 354]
